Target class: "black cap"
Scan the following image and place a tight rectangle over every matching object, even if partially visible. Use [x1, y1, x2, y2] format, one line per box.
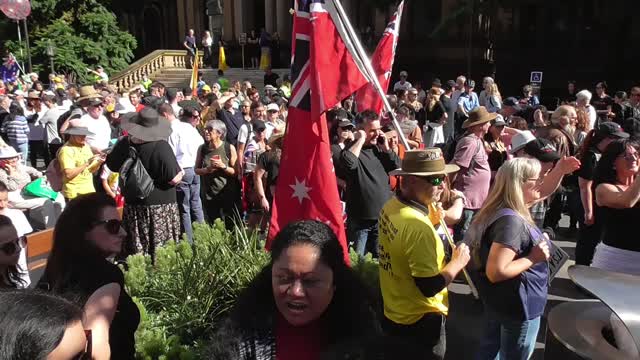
[432, 78, 442, 87]
[596, 121, 629, 139]
[443, 80, 456, 91]
[523, 138, 561, 163]
[253, 120, 267, 132]
[338, 120, 354, 129]
[503, 97, 522, 109]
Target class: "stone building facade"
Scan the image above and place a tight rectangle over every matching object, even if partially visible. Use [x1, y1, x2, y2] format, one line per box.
[116, 0, 639, 94]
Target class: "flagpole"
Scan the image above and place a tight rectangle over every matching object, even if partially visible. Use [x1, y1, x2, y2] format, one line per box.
[332, 0, 410, 150]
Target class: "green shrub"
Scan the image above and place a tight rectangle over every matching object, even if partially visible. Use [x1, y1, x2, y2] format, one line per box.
[124, 220, 270, 359]
[349, 248, 380, 291]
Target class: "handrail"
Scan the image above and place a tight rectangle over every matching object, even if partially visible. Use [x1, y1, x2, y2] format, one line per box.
[109, 50, 203, 91]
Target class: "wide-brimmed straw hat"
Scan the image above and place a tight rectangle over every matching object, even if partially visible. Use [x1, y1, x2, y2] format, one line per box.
[122, 107, 172, 142]
[63, 126, 94, 136]
[462, 106, 498, 129]
[27, 91, 41, 100]
[76, 85, 103, 102]
[389, 148, 459, 177]
[268, 133, 285, 148]
[0, 146, 20, 159]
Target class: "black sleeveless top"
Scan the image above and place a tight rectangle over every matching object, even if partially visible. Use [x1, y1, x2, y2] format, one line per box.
[599, 195, 640, 252]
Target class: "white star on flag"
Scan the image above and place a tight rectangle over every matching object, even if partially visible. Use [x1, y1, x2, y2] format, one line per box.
[290, 177, 312, 204]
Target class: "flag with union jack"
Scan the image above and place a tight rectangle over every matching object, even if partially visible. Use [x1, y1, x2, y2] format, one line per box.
[0, 53, 20, 83]
[267, 0, 370, 263]
[355, 1, 404, 114]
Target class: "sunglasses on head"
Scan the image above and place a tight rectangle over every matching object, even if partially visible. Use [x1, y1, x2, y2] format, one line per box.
[419, 176, 445, 186]
[0, 236, 26, 255]
[92, 219, 122, 235]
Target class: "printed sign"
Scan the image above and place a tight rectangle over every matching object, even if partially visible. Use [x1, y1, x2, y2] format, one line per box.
[530, 71, 543, 84]
[548, 240, 570, 282]
[239, 33, 247, 46]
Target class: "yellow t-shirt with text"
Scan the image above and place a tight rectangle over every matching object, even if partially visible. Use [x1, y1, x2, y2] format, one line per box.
[378, 196, 448, 325]
[58, 143, 96, 199]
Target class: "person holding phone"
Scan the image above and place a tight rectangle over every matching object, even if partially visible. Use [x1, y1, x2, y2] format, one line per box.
[196, 120, 240, 229]
[58, 125, 104, 201]
[339, 110, 400, 257]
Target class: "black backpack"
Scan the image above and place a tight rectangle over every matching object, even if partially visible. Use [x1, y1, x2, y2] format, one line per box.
[443, 133, 465, 163]
[119, 142, 156, 200]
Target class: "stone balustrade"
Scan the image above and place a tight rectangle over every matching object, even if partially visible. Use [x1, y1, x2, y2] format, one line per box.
[109, 50, 203, 91]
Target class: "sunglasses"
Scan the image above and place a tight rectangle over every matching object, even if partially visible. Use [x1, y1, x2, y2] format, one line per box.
[0, 236, 26, 255]
[92, 219, 122, 235]
[419, 176, 445, 186]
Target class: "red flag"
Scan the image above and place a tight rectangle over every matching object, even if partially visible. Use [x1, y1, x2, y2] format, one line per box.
[355, 1, 404, 114]
[267, 0, 369, 264]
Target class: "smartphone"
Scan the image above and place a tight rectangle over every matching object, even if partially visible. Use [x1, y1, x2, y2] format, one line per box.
[212, 155, 221, 161]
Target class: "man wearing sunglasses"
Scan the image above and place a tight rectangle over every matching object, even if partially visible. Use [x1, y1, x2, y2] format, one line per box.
[0, 181, 32, 287]
[379, 148, 470, 359]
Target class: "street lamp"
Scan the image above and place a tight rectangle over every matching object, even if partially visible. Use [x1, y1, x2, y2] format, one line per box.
[45, 40, 55, 75]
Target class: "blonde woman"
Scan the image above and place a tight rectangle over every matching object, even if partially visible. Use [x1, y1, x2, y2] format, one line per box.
[574, 108, 591, 145]
[484, 83, 502, 113]
[202, 31, 214, 68]
[465, 158, 550, 360]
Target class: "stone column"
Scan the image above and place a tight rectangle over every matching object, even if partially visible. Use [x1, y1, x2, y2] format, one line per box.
[265, 0, 275, 33]
[223, 0, 235, 41]
[233, 0, 244, 37]
[177, 0, 186, 37]
[276, 0, 290, 41]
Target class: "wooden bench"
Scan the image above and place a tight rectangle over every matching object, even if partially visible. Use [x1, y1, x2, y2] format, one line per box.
[25, 207, 124, 272]
[26, 228, 54, 271]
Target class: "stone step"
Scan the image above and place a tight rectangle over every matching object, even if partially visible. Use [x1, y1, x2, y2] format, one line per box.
[151, 67, 289, 93]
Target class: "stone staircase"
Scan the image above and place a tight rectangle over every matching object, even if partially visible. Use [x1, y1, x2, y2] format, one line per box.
[150, 68, 290, 93]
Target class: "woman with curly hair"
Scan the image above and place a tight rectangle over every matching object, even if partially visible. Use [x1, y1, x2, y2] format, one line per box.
[211, 220, 380, 359]
[574, 108, 592, 146]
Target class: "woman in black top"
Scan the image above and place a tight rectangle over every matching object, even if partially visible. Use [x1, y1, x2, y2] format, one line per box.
[106, 107, 183, 261]
[574, 122, 628, 265]
[39, 193, 140, 359]
[248, 30, 260, 69]
[254, 133, 283, 214]
[0, 215, 24, 288]
[195, 120, 240, 229]
[592, 139, 640, 275]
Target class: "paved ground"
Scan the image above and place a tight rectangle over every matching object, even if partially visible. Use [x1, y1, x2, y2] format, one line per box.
[445, 215, 589, 359]
[27, 201, 585, 359]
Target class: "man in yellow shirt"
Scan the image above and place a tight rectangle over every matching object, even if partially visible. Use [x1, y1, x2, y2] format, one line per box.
[58, 126, 104, 200]
[378, 148, 470, 359]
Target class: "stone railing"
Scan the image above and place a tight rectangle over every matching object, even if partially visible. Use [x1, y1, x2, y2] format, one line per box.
[110, 50, 203, 91]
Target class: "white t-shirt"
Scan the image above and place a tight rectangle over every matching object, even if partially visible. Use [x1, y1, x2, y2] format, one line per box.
[167, 120, 204, 169]
[1, 208, 32, 288]
[393, 80, 412, 92]
[78, 114, 112, 151]
[237, 122, 253, 145]
[586, 105, 597, 130]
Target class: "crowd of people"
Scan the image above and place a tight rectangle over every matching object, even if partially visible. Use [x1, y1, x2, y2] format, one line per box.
[183, 27, 283, 70]
[0, 62, 639, 359]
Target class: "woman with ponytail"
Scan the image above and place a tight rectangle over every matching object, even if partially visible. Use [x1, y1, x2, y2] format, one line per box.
[574, 122, 629, 266]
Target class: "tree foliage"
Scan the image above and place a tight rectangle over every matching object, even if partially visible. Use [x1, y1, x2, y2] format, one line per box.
[2, 0, 136, 83]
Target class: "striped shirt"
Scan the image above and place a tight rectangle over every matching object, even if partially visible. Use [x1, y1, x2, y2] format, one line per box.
[2, 115, 30, 144]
